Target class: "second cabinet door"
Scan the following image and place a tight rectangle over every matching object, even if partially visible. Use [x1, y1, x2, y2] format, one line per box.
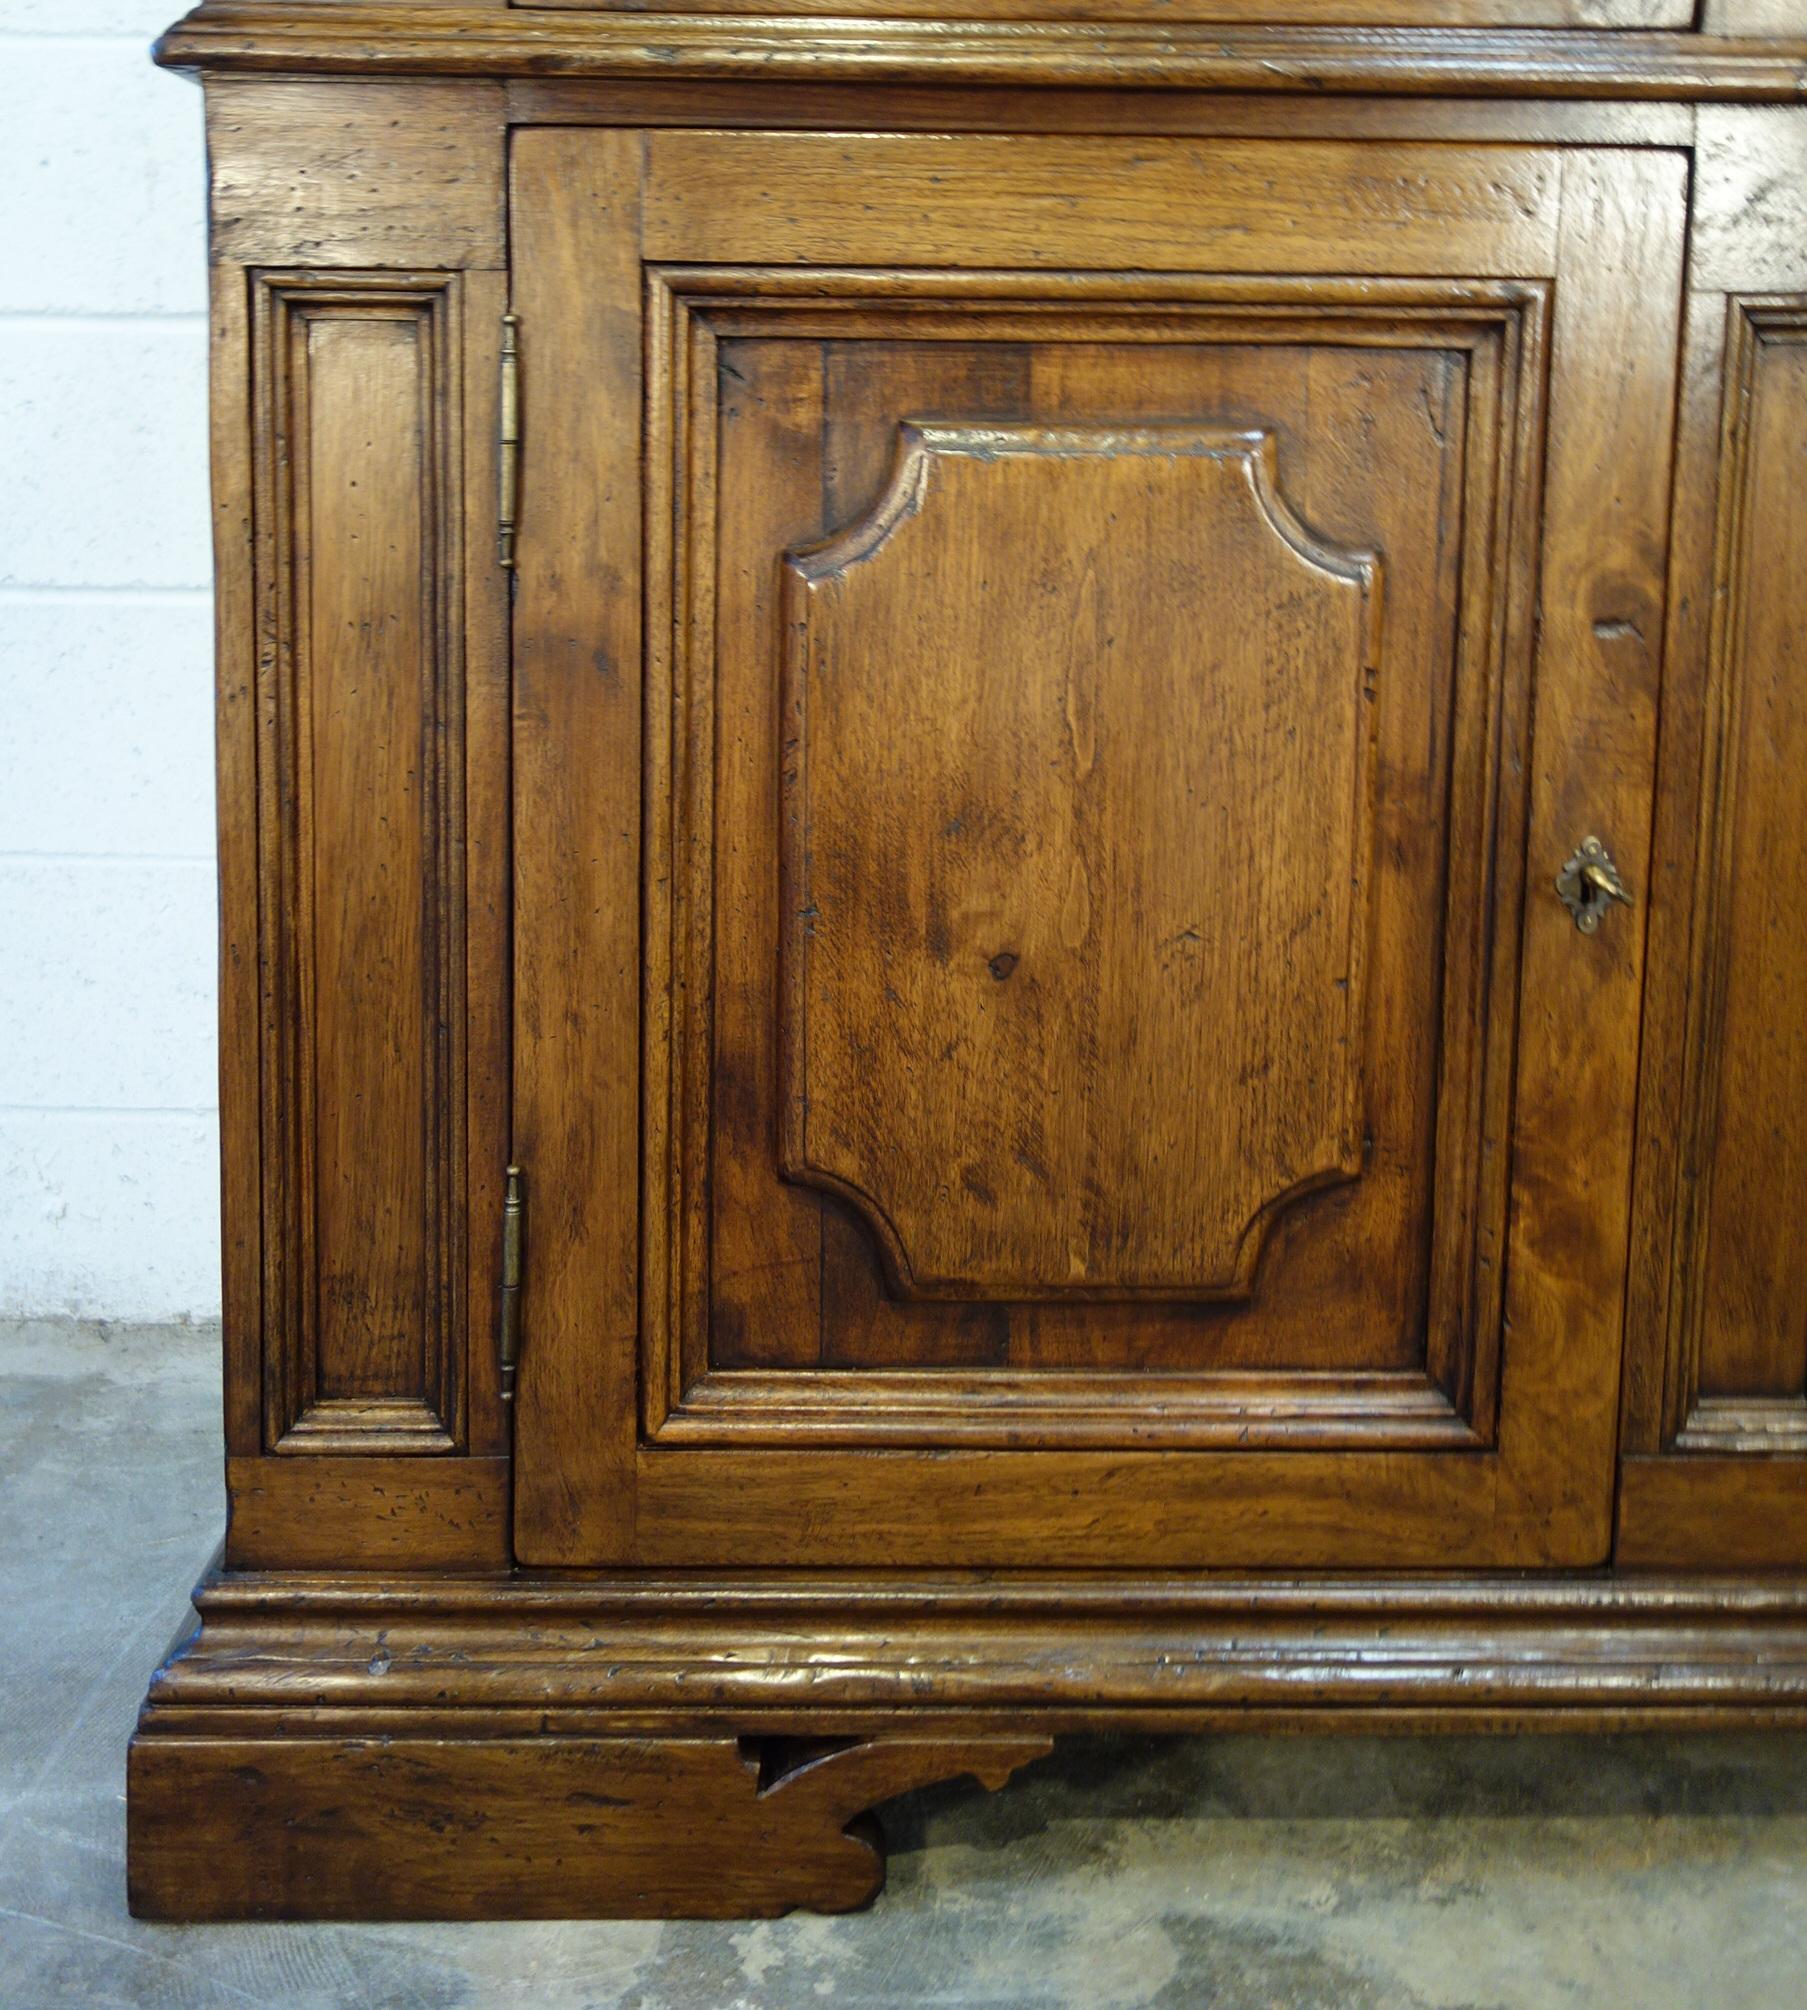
[511, 130, 1684, 1569]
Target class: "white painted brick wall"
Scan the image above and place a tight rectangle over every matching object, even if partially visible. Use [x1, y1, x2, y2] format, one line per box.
[0, 2, 219, 1317]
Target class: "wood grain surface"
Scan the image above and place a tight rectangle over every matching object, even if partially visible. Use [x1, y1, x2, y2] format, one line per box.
[781, 423, 1380, 1302]
[514, 130, 1679, 1570]
[157, 10, 1807, 102]
[129, 1732, 1050, 1920]
[1618, 104, 1807, 1564]
[130, 18, 1807, 1925]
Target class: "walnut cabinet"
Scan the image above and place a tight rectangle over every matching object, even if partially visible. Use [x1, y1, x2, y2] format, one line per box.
[131, 0, 1807, 1921]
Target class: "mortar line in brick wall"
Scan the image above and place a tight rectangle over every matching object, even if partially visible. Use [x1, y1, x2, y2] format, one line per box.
[0, 585, 212, 601]
[0, 310, 208, 325]
[0, 31, 177, 46]
[0, 1104, 219, 1120]
[0, 850, 215, 865]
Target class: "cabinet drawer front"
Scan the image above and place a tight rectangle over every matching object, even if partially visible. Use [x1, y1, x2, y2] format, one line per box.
[511, 132, 1684, 1569]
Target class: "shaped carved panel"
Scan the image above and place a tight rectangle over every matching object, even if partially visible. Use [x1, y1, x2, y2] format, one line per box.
[780, 424, 1382, 1300]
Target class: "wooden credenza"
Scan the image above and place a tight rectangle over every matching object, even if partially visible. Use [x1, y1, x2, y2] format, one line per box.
[130, 0, 1807, 1921]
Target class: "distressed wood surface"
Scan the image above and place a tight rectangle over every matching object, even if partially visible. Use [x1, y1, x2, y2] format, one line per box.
[781, 423, 1380, 1302]
[524, 0, 1690, 20]
[224, 1456, 510, 1570]
[683, 282, 1507, 1451]
[1702, 0, 1807, 33]
[1693, 108, 1807, 296]
[140, 1566, 1807, 1729]
[507, 78, 1695, 142]
[459, 270, 513, 1457]
[135, 19, 1807, 1929]
[1667, 310, 1807, 1451]
[1619, 1460, 1807, 1570]
[517, 131, 1677, 1568]
[641, 132, 1562, 276]
[1481, 150, 1682, 1553]
[1618, 105, 1807, 1563]
[129, 1732, 1049, 1921]
[200, 73, 511, 1551]
[209, 265, 262, 1458]
[251, 272, 466, 1456]
[157, 10, 1807, 100]
[508, 130, 646, 1565]
[662, 275, 1509, 1436]
[205, 78, 505, 270]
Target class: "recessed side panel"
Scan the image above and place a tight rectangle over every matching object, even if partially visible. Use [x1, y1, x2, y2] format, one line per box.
[1623, 113, 1807, 1569]
[1653, 304, 1807, 1460]
[250, 272, 467, 1456]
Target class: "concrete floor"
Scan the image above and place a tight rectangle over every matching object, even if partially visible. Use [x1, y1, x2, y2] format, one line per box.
[4, 1321, 1807, 2009]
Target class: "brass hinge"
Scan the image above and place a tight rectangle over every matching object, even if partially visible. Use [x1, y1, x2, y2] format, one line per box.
[497, 1163, 525, 1403]
[497, 312, 521, 568]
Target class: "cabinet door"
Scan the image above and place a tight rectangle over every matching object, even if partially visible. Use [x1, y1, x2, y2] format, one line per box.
[511, 131, 1683, 1569]
[1621, 111, 1807, 1568]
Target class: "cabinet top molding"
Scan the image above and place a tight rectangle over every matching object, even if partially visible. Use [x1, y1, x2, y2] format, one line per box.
[155, 5, 1807, 100]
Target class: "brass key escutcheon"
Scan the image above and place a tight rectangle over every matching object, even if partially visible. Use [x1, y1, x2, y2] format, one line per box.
[1556, 835, 1632, 934]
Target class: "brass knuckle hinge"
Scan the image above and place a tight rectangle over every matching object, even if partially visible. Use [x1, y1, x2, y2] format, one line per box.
[497, 312, 520, 568]
[497, 1163, 525, 1403]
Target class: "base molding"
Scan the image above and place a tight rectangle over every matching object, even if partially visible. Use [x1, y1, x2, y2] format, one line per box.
[130, 1565, 1807, 1919]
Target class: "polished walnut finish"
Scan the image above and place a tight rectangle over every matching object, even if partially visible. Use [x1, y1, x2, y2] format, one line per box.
[133, 0, 1807, 1922]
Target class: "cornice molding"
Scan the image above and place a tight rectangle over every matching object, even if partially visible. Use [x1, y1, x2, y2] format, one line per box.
[155, 5, 1807, 99]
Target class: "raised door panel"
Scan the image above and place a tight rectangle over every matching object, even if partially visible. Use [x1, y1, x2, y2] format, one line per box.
[512, 133, 1684, 1569]
[782, 422, 1381, 1303]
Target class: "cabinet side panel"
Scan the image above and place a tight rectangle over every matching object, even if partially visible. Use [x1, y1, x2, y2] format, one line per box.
[199, 80, 510, 1557]
[1620, 110, 1807, 1567]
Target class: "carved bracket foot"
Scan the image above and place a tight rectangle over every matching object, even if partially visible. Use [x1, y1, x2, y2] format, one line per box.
[126, 1730, 1051, 1921]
